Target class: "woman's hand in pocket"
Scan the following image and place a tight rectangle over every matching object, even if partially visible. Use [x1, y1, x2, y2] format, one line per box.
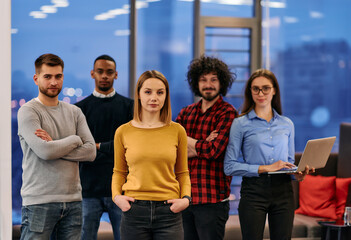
[167, 198, 189, 213]
[113, 195, 135, 212]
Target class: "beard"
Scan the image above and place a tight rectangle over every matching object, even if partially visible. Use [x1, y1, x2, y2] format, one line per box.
[200, 88, 220, 102]
[39, 86, 62, 98]
[98, 85, 113, 92]
[96, 79, 114, 93]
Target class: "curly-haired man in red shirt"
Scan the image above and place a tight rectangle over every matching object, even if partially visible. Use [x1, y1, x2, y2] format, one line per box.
[176, 55, 238, 240]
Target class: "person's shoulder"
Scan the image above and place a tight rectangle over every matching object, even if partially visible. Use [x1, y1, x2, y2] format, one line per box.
[19, 99, 36, 108]
[116, 121, 132, 133]
[169, 121, 187, 135]
[278, 114, 294, 126]
[59, 101, 82, 113]
[219, 100, 237, 112]
[232, 114, 250, 127]
[18, 99, 37, 114]
[215, 101, 237, 119]
[75, 95, 93, 107]
[170, 121, 185, 131]
[179, 102, 198, 113]
[114, 93, 134, 104]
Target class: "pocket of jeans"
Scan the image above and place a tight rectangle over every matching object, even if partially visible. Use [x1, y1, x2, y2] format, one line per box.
[168, 205, 174, 214]
[27, 205, 48, 233]
[123, 202, 134, 213]
[68, 202, 82, 227]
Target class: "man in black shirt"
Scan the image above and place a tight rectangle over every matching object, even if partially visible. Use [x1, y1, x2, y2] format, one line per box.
[75, 55, 133, 240]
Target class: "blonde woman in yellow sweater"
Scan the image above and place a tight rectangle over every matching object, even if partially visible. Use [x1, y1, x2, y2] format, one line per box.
[112, 70, 191, 240]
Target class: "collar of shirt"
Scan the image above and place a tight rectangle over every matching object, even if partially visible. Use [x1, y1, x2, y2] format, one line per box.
[195, 95, 223, 113]
[93, 89, 116, 98]
[34, 97, 43, 104]
[34, 97, 59, 106]
[248, 108, 279, 122]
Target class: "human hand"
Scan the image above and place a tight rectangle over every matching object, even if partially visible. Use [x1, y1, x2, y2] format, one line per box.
[258, 160, 296, 173]
[187, 136, 198, 158]
[35, 129, 53, 142]
[206, 130, 219, 142]
[167, 198, 190, 213]
[113, 195, 135, 212]
[293, 165, 315, 181]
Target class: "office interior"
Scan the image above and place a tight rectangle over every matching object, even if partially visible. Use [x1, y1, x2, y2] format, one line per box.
[2, 0, 351, 239]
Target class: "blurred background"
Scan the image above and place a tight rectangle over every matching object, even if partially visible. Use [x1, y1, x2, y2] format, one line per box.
[11, 0, 351, 224]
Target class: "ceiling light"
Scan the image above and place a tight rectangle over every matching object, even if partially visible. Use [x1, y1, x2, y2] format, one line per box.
[29, 11, 47, 19]
[114, 30, 130, 36]
[41, 5, 58, 13]
[51, 0, 69, 8]
[310, 11, 324, 19]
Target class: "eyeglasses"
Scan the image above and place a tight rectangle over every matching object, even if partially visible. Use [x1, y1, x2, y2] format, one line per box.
[251, 86, 273, 95]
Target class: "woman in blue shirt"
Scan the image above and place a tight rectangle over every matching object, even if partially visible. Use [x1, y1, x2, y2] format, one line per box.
[224, 69, 310, 240]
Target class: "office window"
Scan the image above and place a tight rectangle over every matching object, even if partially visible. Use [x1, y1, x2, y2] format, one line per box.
[205, 27, 251, 109]
[201, 0, 254, 18]
[263, 0, 351, 151]
[11, 0, 351, 225]
[11, 0, 130, 224]
[136, 0, 194, 117]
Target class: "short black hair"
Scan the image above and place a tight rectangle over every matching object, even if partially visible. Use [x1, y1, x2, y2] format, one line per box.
[186, 55, 235, 96]
[93, 55, 117, 69]
[35, 53, 64, 73]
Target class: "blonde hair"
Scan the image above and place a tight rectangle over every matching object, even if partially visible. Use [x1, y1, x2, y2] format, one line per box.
[133, 70, 172, 124]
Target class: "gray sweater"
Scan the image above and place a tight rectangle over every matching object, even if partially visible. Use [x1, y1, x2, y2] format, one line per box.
[18, 99, 96, 206]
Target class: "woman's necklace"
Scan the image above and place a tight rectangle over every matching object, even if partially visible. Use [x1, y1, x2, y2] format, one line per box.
[140, 121, 164, 128]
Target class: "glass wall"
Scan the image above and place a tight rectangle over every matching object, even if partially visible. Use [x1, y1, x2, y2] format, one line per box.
[11, 0, 130, 224]
[262, 0, 351, 151]
[201, 0, 254, 18]
[136, 0, 194, 117]
[11, 0, 351, 224]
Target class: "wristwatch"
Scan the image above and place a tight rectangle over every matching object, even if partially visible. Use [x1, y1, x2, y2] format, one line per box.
[182, 195, 192, 204]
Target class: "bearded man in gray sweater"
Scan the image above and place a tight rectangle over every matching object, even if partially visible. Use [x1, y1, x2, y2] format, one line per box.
[17, 53, 96, 240]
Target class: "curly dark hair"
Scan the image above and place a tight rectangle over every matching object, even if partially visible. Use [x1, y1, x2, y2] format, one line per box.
[186, 55, 236, 96]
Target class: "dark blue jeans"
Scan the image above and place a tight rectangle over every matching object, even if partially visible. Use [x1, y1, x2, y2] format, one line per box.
[239, 174, 294, 240]
[81, 197, 121, 240]
[182, 201, 230, 240]
[21, 201, 82, 240]
[120, 200, 183, 240]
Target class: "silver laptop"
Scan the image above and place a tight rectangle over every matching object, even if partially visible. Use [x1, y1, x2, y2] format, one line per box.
[268, 136, 336, 174]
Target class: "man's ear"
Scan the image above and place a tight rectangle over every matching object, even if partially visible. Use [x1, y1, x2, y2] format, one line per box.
[33, 74, 39, 86]
[90, 70, 94, 79]
[115, 70, 118, 80]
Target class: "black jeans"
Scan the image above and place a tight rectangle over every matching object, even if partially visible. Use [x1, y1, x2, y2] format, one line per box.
[238, 174, 295, 240]
[120, 200, 183, 240]
[182, 201, 230, 240]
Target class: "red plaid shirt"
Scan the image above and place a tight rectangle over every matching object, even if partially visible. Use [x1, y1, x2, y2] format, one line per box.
[176, 96, 237, 204]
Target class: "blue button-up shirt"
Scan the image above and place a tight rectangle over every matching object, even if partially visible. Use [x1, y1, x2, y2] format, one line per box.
[224, 109, 295, 177]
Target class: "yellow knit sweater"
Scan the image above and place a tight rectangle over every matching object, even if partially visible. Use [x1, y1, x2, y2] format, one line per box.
[112, 121, 191, 201]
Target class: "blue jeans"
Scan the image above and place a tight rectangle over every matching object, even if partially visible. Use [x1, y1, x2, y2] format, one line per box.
[20, 201, 82, 240]
[120, 200, 184, 240]
[81, 197, 121, 240]
[182, 201, 230, 240]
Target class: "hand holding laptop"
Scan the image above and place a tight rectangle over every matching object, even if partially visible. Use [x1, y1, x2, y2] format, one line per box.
[290, 165, 315, 181]
[267, 136, 336, 176]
